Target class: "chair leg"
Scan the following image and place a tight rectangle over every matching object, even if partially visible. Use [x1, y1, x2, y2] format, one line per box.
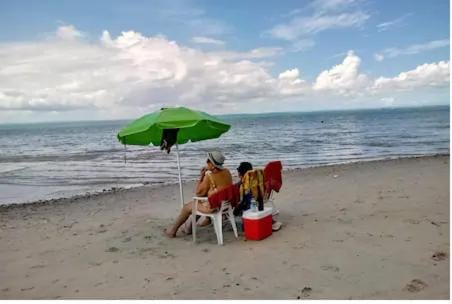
[227, 208, 238, 238]
[211, 214, 220, 245]
[271, 200, 279, 216]
[213, 213, 223, 245]
[192, 205, 197, 244]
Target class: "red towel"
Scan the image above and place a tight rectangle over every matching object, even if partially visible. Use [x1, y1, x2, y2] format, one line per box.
[208, 184, 240, 209]
[264, 161, 283, 194]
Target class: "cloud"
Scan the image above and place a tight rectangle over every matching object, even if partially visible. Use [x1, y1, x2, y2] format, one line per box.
[56, 25, 84, 40]
[279, 69, 300, 79]
[213, 47, 283, 60]
[374, 53, 384, 62]
[267, 0, 369, 42]
[149, 1, 229, 37]
[0, 25, 448, 120]
[376, 13, 412, 32]
[278, 68, 308, 95]
[268, 11, 369, 41]
[310, 0, 362, 13]
[313, 50, 369, 94]
[372, 61, 450, 92]
[290, 39, 316, 52]
[0, 26, 285, 114]
[191, 36, 225, 45]
[380, 96, 395, 106]
[375, 39, 449, 61]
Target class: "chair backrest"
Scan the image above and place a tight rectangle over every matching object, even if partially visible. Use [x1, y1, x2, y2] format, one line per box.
[263, 161, 283, 196]
[208, 184, 240, 209]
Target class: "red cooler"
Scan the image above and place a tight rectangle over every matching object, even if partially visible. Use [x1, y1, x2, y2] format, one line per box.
[242, 207, 273, 240]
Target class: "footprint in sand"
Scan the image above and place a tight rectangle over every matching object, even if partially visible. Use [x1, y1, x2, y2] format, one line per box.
[106, 247, 119, 252]
[431, 251, 447, 261]
[158, 251, 176, 259]
[404, 279, 428, 292]
[320, 265, 340, 272]
[123, 237, 132, 243]
[404, 219, 420, 225]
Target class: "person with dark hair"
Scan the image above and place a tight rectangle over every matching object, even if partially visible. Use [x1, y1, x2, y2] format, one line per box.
[237, 161, 253, 178]
[233, 161, 254, 216]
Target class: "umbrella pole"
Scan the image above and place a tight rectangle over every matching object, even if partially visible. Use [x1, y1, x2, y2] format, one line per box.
[175, 143, 184, 208]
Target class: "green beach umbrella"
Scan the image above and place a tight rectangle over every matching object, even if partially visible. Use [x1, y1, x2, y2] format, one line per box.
[117, 106, 231, 207]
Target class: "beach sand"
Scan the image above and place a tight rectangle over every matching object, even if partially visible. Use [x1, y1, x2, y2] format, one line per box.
[0, 155, 449, 299]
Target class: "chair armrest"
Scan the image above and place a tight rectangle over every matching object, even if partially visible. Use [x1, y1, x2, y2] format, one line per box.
[193, 197, 207, 213]
[193, 196, 208, 201]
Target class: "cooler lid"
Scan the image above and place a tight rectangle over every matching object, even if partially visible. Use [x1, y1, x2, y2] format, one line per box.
[242, 207, 273, 220]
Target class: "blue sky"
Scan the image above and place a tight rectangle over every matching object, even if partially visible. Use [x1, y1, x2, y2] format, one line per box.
[0, 0, 450, 122]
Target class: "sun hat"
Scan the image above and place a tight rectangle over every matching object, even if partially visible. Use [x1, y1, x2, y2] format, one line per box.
[207, 151, 225, 169]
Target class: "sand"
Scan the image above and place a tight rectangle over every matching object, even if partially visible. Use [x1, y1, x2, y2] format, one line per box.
[0, 155, 449, 299]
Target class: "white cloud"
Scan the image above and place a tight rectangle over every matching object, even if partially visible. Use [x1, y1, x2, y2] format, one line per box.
[0, 26, 285, 114]
[375, 39, 449, 60]
[373, 61, 450, 92]
[313, 50, 368, 94]
[0, 25, 449, 121]
[278, 68, 308, 95]
[380, 96, 395, 106]
[268, 11, 369, 41]
[214, 47, 283, 60]
[268, 0, 369, 42]
[191, 36, 225, 45]
[279, 69, 300, 80]
[310, 0, 361, 13]
[374, 53, 384, 62]
[376, 13, 412, 32]
[56, 25, 84, 41]
[290, 39, 316, 52]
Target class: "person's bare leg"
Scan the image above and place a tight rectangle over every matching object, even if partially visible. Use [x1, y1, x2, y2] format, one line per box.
[164, 201, 193, 237]
[184, 215, 193, 235]
[198, 216, 211, 227]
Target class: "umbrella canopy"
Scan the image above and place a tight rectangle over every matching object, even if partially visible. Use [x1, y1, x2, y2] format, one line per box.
[116, 106, 231, 207]
[117, 107, 230, 145]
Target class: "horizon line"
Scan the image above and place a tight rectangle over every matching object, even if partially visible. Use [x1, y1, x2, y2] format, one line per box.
[0, 103, 449, 126]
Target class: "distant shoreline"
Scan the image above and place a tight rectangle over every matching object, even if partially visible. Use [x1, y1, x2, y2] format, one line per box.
[1, 153, 448, 209]
[0, 104, 449, 126]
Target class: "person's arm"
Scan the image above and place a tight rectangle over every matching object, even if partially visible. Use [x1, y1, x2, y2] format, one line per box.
[195, 169, 210, 196]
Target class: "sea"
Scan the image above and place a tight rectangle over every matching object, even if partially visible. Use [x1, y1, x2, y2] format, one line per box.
[0, 105, 449, 205]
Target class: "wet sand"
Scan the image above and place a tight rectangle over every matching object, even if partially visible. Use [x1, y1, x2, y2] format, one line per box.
[0, 155, 449, 299]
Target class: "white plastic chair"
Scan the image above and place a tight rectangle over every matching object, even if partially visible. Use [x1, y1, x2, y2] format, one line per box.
[192, 196, 238, 245]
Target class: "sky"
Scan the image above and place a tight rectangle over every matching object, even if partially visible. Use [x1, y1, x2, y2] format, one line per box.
[0, 0, 450, 123]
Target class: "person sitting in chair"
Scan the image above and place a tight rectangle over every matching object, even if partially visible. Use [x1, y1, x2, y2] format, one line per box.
[164, 151, 233, 238]
[233, 162, 254, 216]
[235, 161, 283, 231]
